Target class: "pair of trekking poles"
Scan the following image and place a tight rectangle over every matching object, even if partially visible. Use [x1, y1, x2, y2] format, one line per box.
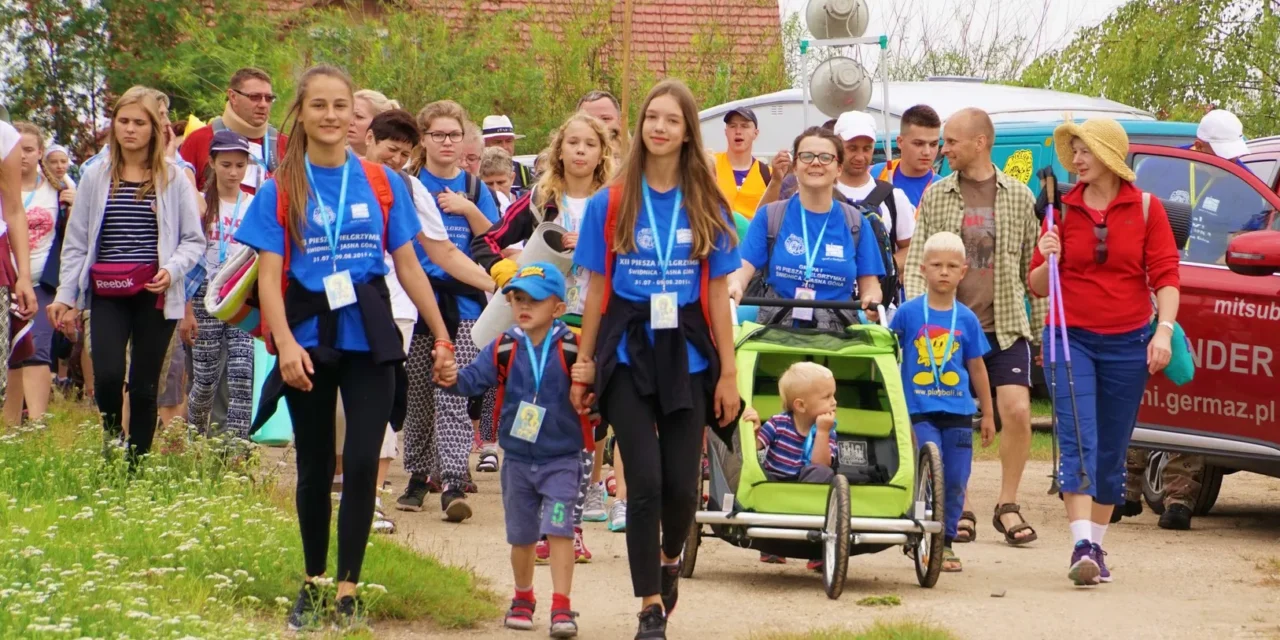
[1043, 175, 1091, 495]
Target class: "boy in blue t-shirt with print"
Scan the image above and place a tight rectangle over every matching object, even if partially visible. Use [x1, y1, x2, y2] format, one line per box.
[889, 231, 996, 573]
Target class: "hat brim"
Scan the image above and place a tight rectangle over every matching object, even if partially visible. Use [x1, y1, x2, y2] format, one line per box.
[483, 133, 526, 141]
[1208, 138, 1249, 160]
[501, 281, 562, 301]
[1053, 123, 1136, 183]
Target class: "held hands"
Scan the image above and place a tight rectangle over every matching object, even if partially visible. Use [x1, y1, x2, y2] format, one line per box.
[278, 341, 315, 392]
[1038, 229, 1061, 258]
[713, 373, 741, 427]
[144, 269, 171, 294]
[770, 150, 792, 180]
[46, 302, 80, 338]
[1148, 325, 1173, 374]
[980, 414, 996, 448]
[436, 356, 459, 387]
[570, 360, 597, 415]
[432, 343, 456, 385]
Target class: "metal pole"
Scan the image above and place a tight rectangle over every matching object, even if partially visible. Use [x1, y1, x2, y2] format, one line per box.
[880, 38, 892, 163]
[801, 40, 810, 129]
[620, 0, 635, 132]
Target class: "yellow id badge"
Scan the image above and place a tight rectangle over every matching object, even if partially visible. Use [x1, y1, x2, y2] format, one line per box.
[323, 270, 357, 310]
[651, 292, 678, 330]
[511, 401, 545, 443]
[793, 287, 816, 321]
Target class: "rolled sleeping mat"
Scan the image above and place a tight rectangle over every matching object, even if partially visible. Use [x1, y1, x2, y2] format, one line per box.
[471, 222, 575, 346]
[205, 245, 262, 337]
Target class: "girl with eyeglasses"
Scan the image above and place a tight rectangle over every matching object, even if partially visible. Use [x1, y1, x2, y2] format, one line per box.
[1030, 118, 1180, 587]
[727, 126, 885, 332]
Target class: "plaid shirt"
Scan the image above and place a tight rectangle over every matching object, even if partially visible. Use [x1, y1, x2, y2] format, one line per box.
[903, 166, 1046, 351]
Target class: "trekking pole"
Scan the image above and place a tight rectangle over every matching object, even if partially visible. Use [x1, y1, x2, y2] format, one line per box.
[1045, 204, 1062, 495]
[1049, 229, 1091, 492]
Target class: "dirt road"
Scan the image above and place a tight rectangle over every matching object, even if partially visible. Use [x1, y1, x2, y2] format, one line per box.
[373, 456, 1280, 640]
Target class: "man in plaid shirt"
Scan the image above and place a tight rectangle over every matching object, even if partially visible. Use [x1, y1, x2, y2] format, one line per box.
[904, 107, 1046, 547]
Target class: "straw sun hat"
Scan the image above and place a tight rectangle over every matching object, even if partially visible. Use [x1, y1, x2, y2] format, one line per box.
[1053, 118, 1136, 183]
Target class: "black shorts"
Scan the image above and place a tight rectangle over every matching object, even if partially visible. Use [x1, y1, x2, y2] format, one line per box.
[983, 333, 1032, 388]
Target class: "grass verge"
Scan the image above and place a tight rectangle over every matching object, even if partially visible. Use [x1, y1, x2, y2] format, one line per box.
[972, 430, 1056, 463]
[753, 620, 959, 640]
[0, 400, 498, 638]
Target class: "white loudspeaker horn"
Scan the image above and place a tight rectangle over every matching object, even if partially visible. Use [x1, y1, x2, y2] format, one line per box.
[470, 222, 576, 347]
[805, 0, 870, 40]
[809, 56, 873, 118]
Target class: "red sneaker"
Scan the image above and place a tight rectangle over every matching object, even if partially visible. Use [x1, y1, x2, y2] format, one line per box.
[574, 528, 592, 564]
[806, 559, 823, 573]
[759, 552, 787, 564]
[535, 538, 550, 565]
[605, 473, 617, 497]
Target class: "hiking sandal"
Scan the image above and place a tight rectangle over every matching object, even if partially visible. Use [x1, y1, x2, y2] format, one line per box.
[955, 511, 977, 543]
[993, 503, 1039, 546]
[942, 547, 962, 572]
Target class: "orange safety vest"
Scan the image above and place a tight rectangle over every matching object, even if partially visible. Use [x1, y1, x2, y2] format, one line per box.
[715, 152, 768, 220]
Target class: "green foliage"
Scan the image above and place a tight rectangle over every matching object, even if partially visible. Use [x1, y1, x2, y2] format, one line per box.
[1020, 0, 1280, 135]
[0, 0, 109, 150]
[752, 620, 958, 640]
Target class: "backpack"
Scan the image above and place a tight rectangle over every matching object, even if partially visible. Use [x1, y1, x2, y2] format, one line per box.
[211, 118, 281, 174]
[492, 329, 595, 452]
[261, 158, 396, 354]
[743, 199, 863, 299]
[848, 186, 900, 306]
[855, 180, 898, 240]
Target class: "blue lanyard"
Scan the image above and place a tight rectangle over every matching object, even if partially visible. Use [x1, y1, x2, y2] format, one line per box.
[304, 152, 351, 272]
[218, 192, 244, 264]
[798, 201, 829, 284]
[560, 196, 580, 233]
[521, 329, 556, 403]
[640, 177, 683, 291]
[923, 302, 959, 391]
[801, 419, 836, 466]
[23, 174, 42, 209]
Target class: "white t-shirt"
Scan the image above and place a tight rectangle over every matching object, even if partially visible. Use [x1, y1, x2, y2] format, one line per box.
[560, 195, 590, 315]
[22, 178, 60, 277]
[835, 179, 916, 244]
[204, 193, 254, 275]
[0, 122, 20, 238]
[387, 174, 451, 321]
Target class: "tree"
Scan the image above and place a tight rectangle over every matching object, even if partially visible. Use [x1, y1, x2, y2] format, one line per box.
[883, 0, 1055, 82]
[0, 0, 109, 151]
[1020, 0, 1280, 136]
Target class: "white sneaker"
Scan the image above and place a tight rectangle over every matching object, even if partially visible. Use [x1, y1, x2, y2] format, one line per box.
[608, 499, 627, 532]
[583, 482, 607, 522]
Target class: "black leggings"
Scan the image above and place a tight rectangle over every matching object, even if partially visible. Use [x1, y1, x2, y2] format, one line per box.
[283, 351, 393, 584]
[605, 367, 707, 597]
[90, 291, 176, 456]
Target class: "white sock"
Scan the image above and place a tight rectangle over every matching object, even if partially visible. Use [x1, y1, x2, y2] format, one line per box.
[375, 497, 383, 510]
[1069, 520, 1092, 545]
[1091, 523, 1107, 546]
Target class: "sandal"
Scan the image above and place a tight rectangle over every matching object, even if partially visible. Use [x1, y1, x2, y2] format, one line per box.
[992, 503, 1039, 546]
[942, 547, 962, 572]
[955, 511, 977, 543]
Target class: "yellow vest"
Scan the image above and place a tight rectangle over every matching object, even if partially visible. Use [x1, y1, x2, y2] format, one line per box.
[715, 153, 768, 220]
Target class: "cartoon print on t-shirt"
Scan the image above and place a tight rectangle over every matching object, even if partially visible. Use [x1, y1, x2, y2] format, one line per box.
[912, 325, 963, 387]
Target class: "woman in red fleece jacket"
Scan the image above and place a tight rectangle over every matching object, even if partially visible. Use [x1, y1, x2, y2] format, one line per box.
[1030, 118, 1180, 587]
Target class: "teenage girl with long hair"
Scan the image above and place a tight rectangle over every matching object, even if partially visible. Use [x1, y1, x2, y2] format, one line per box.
[186, 130, 256, 438]
[48, 91, 205, 458]
[232, 65, 454, 632]
[570, 79, 742, 640]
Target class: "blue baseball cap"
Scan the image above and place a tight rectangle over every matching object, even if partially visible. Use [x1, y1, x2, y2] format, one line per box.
[501, 262, 566, 301]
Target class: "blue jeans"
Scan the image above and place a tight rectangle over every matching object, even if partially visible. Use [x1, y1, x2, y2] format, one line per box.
[912, 421, 972, 544]
[1043, 326, 1151, 505]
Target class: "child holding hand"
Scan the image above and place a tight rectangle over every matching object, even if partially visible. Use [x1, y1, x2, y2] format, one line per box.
[889, 231, 995, 573]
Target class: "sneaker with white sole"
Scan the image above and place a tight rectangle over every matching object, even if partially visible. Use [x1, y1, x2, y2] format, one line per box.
[574, 528, 592, 563]
[583, 483, 607, 522]
[1068, 540, 1100, 586]
[477, 451, 499, 473]
[608, 499, 627, 533]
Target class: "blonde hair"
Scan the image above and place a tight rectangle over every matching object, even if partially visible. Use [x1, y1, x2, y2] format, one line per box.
[275, 65, 356, 249]
[13, 122, 61, 190]
[533, 112, 616, 212]
[354, 89, 400, 115]
[479, 146, 513, 177]
[778, 362, 835, 413]
[407, 100, 469, 175]
[107, 89, 169, 201]
[923, 231, 966, 260]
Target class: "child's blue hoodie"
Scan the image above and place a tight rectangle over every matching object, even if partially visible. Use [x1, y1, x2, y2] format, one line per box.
[446, 321, 588, 463]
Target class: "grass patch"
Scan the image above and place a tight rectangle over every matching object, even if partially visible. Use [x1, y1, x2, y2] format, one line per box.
[1031, 398, 1053, 419]
[855, 594, 901, 607]
[1258, 557, 1280, 587]
[0, 400, 498, 638]
[753, 620, 958, 640]
[972, 429, 1056, 463]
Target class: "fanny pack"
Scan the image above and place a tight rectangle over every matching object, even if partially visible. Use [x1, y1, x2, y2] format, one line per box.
[90, 262, 157, 299]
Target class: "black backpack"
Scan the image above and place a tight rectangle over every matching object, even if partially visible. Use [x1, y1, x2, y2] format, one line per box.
[848, 181, 900, 306]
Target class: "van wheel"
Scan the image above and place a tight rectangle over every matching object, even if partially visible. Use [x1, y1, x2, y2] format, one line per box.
[1194, 465, 1224, 516]
[1142, 451, 1169, 515]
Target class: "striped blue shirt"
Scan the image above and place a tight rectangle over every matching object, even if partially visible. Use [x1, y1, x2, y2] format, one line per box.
[98, 181, 159, 264]
[757, 412, 838, 479]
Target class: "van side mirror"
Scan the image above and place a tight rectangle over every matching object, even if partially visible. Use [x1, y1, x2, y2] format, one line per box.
[1225, 230, 1280, 276]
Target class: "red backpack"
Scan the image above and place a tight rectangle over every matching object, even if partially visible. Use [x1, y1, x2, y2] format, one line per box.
[261, 159, 395, 354]
[492, 330, 596, 452]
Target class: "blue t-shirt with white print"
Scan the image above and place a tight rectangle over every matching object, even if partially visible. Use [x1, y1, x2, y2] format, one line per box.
[573, 185, 741, 373]
[741, 195, 885, 301]
[234, 153, 422, 352]
[889, 295, 990, 417]
[870, 162, 935, 208]
[415, 169, 500, 319]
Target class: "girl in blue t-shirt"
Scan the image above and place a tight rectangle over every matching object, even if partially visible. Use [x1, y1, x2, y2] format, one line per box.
[728, 127, 885, 330]
[232, 65, 454, 632]
[570, 79, 741, 638]
[394, 100, 501, 521]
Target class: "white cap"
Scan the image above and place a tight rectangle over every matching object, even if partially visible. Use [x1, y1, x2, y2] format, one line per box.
[481, 115, 524, 140]
[833, 110, 877, 142]
[1197, 110, 1248, 160]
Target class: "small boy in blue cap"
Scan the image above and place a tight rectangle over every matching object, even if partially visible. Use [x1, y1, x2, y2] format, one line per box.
[440, 261, 589, 638]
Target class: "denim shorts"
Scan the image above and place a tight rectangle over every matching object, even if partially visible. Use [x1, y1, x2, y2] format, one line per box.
[501, 455, 581, 546]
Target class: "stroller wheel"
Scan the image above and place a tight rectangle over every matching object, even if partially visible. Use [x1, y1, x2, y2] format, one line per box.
[913, 442, 945, 588]
[822, 474, 850, 600]
[680, 469, 704, 579]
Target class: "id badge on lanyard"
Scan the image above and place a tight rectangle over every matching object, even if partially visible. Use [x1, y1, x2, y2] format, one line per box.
[511, 331, 556, 443]
[306, 153, 357, 310]
[643, 178, 683, 330]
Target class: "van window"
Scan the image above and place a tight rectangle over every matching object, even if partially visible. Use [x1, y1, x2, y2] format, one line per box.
[1244, 159, 1278, 188]
[1134, 153, 1272, 266]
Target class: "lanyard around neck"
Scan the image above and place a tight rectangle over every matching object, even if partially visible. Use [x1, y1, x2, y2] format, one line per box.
[521, 329, 556, 403]
[22, 174, 42, 209]
[641, 177, 683, 291]
[798, 200, 829, 284]
[304, 152, 352, 272]
[218, 191, 244, 264]
[923, 301, 959, 391]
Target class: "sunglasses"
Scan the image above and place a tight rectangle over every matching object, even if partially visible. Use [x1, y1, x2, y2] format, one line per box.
[1094, 224, 1108, 264]
[797, 151, 837, 166]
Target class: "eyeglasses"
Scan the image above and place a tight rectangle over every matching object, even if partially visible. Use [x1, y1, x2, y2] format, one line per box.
[1094, 224, 1108, 264]
[231, 88, 277, 104]
[797, 152, 837, 166]
[426, 130, 465, 144]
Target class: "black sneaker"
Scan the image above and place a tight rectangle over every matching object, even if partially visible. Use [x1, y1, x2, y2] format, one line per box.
[1158, 503, 1192, 530]
[332, 594, 368, 632]
[635, 603, 667, 639]
[396, 475, 430, 512]
[286, 582, 326, 632]
[1111, 499, 1143, 523]
[660, 562, 680, 617]
[441, 488, 472, 523]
